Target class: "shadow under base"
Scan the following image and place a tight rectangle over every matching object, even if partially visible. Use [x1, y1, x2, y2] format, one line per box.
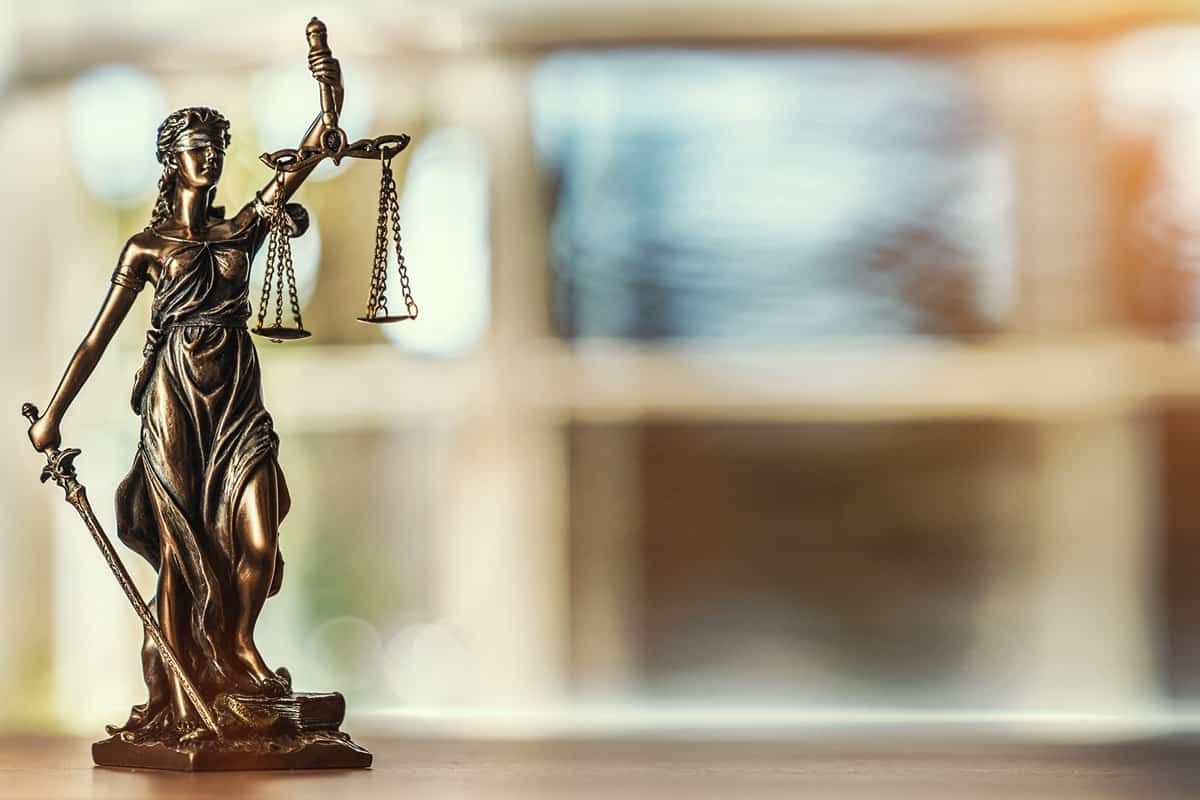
[92, 691, 371, 771]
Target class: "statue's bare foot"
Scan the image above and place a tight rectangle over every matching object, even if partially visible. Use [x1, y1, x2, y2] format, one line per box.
[233, 641, 286, 695]
[231, 650, 290, 699]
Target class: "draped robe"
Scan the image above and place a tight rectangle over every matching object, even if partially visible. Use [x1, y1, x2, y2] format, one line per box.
[112, 215, 290, 727]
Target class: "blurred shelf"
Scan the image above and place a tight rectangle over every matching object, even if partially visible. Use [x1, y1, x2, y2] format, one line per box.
[455, 0, 1199, 47]
[12, 0, 1200, 81]
[80, 334, 1200, 431]
[533, 337, 1144, 423]
[247, 334, 1200, 428]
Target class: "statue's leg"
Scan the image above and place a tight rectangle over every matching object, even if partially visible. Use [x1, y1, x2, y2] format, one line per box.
[157, 552, 198, 726]
[231, 460, 281, 690]
[105, 598, 169, 735]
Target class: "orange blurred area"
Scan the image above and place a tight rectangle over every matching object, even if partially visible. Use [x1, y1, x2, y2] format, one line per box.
[6, 1, 1200, 750]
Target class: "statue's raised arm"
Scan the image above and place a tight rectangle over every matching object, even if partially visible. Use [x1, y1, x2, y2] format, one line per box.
[250, 18, 345, 211]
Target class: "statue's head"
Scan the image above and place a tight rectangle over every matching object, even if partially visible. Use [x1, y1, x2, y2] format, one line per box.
[148, 107, 232, 229]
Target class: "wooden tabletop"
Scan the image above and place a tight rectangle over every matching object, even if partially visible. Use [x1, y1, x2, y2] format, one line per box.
[1, 734, 1199, 798]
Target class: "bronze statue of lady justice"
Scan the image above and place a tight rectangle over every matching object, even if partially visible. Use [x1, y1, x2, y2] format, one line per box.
[21, 18, 416, 771]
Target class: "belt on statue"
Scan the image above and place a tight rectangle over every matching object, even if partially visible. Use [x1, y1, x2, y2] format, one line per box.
[131, 314, 249, 412]
[142, 315, 250, 357]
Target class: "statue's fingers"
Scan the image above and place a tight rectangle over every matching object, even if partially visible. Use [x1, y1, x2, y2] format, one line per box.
[311, 65, 338, 83]
[308, 54, 339, 71]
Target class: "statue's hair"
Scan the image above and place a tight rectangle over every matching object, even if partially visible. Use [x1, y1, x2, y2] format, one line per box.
[147, 107, 232, 231]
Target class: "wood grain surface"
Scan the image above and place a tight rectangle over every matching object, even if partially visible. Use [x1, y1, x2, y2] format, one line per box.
[1, 734, 1198, 798]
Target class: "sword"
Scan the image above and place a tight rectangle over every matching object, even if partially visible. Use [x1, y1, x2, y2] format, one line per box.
[21, 403, 223, 739]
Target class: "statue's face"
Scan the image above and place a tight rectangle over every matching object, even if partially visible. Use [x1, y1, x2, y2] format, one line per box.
[174, 140, 224, 189]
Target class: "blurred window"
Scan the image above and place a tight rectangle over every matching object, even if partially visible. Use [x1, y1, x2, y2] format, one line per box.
[532, 49, 1015, 340]
[569, 421, 1036, 704]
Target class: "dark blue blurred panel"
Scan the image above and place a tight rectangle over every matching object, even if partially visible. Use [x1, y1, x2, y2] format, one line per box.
[532, 49, 1015, 340]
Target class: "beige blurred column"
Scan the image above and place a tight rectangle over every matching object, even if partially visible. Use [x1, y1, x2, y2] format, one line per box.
[568, 426, 643, 697]
[1, 87, 150, 732]
[971, 42, 1118, 335]
[1019, 416, 1159, 711]
[972, 44, 1159, 710]
[0, 92, 59, 729]
[426, 54, 569, 706]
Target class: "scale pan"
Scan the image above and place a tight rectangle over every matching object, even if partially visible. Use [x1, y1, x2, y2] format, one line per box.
[356, 315, 415, 324]
[252, 327, 313, 342]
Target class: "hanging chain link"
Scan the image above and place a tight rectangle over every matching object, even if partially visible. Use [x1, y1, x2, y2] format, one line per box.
[362, 155, 417, 320]
[388, 159, 418, 319]
[255, 212, 278, 333]
[274, 222, 286, 329]
[284, 230, 303, 329]
[365, 158, 392, 318]
[253, 170, 305, 340]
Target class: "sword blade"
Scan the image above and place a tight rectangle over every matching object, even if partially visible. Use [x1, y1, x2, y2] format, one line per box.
[22, 403, 223, 737]
[66, 484, 224, 738]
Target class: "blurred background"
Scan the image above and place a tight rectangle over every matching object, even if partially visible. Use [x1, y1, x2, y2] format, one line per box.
[5, 0, 1200, 740]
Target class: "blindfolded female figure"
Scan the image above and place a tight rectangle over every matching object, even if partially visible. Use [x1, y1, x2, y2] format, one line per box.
[28, 55, 342, 743]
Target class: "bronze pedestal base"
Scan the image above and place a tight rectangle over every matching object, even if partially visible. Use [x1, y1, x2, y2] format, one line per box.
[92, 691, 371, 771]
[93, 730, 372, 771]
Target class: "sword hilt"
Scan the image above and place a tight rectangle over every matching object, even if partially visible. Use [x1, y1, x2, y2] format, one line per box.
[23, 402, 79, 489]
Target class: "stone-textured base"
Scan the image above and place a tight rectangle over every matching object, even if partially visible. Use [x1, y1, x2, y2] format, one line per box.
[93, 730, 372, 771]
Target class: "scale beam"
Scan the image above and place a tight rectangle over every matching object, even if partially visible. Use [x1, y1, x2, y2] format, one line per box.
[255, 17, 418, 339]
[260, 133, 411, 173]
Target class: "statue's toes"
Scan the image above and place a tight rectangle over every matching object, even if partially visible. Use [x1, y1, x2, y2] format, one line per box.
[260, 673, 289, 698]
[175, 720, 215, 744]
[105, 701, 157, 736]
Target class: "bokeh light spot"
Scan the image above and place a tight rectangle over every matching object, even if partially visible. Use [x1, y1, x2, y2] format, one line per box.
[385, 621, 471, 705]
[304, 615, 384, 692]
[68, 65, 167, 207]
[383, 128, 491, 357]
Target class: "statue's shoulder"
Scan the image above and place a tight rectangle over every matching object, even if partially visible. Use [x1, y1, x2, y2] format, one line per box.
[118, 230, 167, 276]
[125, 229, 163, 255]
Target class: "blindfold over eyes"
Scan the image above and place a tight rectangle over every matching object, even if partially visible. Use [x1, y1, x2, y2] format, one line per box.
[174, 131, 226, 153]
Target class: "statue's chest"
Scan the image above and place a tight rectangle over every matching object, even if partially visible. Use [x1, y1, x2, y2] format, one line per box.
[161, 241, 250, 284]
